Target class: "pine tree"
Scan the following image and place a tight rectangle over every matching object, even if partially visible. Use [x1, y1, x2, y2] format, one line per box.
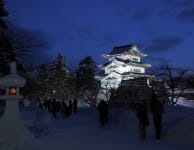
[36, 64, 49, 98]
[0, 0, 10, 74]
[0, 0, 9, 24]
[75, 56, 97, 97]
[47, 53, 70, 100]
[0, 0, 27, 75]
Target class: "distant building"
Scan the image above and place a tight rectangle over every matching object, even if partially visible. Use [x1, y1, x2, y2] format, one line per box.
[95, 43, 153, 102]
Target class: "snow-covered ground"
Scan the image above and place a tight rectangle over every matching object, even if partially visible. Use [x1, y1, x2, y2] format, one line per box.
[174, 88, 194, 94]
[0, 99, 194, 150]
[176, 97, 194, 108]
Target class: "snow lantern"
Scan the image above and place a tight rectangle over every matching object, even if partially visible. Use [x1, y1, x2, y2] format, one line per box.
[0, 62, 33, 142]
[0, 62, 26, 99]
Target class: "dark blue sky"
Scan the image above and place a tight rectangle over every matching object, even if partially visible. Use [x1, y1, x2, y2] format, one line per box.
[6, 0, 194, 69]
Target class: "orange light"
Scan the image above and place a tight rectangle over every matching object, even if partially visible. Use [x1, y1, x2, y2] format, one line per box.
[9, 87, 17, 95]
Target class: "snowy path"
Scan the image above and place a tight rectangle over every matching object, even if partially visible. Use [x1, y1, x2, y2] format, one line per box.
[15, 106, 193, 150]
[1, 104, 194, 149]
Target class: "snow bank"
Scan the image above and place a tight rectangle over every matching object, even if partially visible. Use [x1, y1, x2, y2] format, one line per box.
[77, 99, 90, 108]
[176, 97, 194, 108]
[175, 89, 194, 94]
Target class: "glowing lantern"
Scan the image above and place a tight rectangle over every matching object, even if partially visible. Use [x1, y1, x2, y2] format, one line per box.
[9, 87, 17, 95]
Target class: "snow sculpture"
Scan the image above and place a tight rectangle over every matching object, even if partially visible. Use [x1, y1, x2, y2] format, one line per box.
[0, 62, 32, 142]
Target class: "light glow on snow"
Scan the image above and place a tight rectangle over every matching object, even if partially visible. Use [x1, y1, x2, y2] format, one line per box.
[0, 97, 194, 149]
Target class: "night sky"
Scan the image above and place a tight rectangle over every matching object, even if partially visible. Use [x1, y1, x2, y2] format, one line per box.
[5, 0, 194, 70]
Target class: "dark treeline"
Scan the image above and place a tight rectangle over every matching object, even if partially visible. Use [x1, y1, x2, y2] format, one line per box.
[22, 54, 98, 104]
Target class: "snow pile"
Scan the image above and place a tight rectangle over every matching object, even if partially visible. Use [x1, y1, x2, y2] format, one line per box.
[178, 89, 194, 94]
[171, 88, 194, 94]
[176, 97, 194, 108]
[77, 99, 90, 108]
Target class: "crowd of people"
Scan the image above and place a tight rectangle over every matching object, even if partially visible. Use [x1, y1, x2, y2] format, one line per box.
[37, 90, 165, 141]
[136, 90, 165, 140]
[96, 89, 165, 140]
[39, 98, 78, 118]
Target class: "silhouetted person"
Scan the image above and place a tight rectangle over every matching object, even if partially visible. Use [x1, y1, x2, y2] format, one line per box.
[136, 102, 149, 140]
[64, 102, 69, 117]
[68, 100, 73, 115]
[73, 98, 78, 114]
[60, 101, 66, 117]
[56, 101, 61, 116]
[104, 101, 109, 123]
[97, 100, 108, 126]
[47, 99, 52, 113]
[44, 99, 48, 111]
[51, 99, 57, 118]
[150, 91, 164, 139]
[39, 102, 43, 109]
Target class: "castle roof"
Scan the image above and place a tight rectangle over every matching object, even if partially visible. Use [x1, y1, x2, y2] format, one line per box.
[110, 44, 136, 54]
[95, 70, 151, 80]
[104, 43, 147, 58]
[99, 57, 151, 69]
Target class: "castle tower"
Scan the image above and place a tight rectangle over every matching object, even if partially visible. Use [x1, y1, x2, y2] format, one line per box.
[95, 43, 152, 102]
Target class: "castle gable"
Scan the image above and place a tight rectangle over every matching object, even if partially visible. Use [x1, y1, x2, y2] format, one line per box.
[110, 44, 134, 55]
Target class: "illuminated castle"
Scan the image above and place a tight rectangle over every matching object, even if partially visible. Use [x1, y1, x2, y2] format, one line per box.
[96, 43, 152, 101]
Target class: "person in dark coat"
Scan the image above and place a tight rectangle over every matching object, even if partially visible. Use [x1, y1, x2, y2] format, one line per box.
[104, 101, 109, 123]
[56, 101, 61, 116]
[73, 98, 78, 114]
[51, 99, 57, 118]
[60, 101, 66, 117]
[39, 102, 44, 109]
[47, 99, 52, 113]
[150, 91, 164, 139]
[68, 100, 73, 115]
[43, 98, 48, 111]
[136, 102, 149, 140]
[97, 100, 109, 126]
[64, 102, 69, 117]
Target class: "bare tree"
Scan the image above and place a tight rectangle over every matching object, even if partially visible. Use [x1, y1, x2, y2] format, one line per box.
[97, 78, 118, 103]
[154, 64, 189, 106]
[1, 24, 49, 61]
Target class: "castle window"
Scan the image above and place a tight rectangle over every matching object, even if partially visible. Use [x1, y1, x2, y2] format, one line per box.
[134, 68, 141, 73]
[132, 57, 138, 62]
